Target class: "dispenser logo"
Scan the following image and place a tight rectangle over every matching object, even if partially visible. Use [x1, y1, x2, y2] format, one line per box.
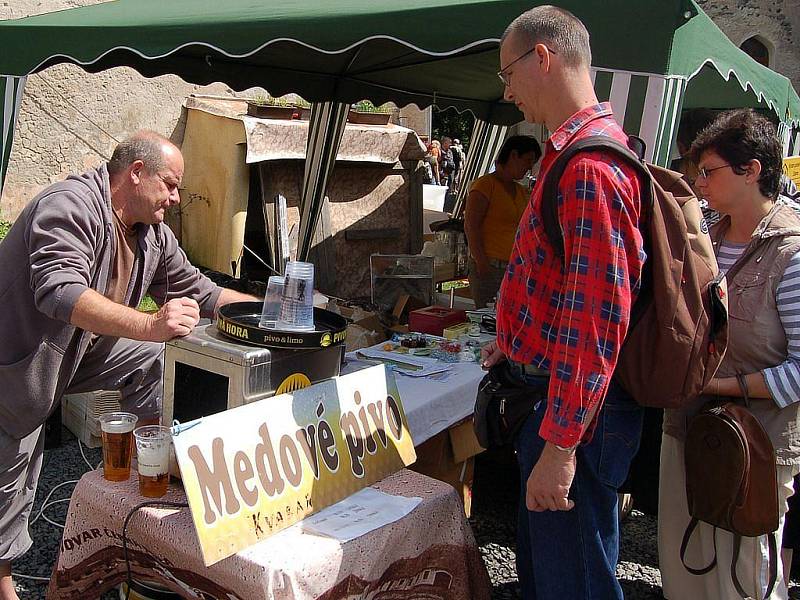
[276, 373, 312, 395]
[320, 332, 332, 347]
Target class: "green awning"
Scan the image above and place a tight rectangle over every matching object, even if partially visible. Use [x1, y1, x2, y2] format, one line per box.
[670, 6, 800, 121]
[0, 0, 706, 124]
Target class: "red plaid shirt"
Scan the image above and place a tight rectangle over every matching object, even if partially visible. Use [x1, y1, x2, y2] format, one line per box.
[496, 103, 645, 446]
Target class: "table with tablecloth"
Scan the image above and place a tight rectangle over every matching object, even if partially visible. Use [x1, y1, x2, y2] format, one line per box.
[342, 343, 490, 516]
[46, 468, 490, 600]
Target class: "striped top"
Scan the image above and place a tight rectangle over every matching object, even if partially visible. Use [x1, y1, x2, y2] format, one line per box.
[719, 239, 800, 408]
[716, 240, 747, 275]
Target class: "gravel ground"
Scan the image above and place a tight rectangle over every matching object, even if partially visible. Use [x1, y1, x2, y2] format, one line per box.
[11, 427, 800, 599]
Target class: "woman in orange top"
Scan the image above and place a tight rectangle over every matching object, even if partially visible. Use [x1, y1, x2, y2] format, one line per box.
[464, 135, 541, 308]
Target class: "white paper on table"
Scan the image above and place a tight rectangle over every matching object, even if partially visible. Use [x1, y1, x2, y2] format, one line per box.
[355, 348, 454, 377]
[299, 487, 422, 543]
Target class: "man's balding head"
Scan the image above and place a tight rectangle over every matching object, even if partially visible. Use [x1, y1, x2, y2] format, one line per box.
[108, 131, 179, 176]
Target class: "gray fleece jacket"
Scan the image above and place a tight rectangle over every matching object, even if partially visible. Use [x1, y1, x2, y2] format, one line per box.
[0, 164, 222, 439]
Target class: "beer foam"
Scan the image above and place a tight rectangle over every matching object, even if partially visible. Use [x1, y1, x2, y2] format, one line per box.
[101, 419, 136, 434]
[137, 445, 169, 476]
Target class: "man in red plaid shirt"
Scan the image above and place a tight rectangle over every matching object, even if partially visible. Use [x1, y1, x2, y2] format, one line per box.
[481, 6, 646, 599]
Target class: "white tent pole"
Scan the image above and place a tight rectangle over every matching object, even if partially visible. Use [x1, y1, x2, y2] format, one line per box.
[1, 75, 26, 200]
[296, 101, 350, 262]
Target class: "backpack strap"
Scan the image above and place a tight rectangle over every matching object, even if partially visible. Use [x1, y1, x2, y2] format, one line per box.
[680, 517, 718, 575]
[731, 533, 778, 600]
[540, 135, 652, 261]
[540, 135, 654, 333]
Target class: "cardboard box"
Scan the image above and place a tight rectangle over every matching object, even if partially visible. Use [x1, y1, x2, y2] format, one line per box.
[345, 315, 387, 352]
[410, 427, 480, 516]
[448, 418, 485, 464]
[327, 303, 389, 352]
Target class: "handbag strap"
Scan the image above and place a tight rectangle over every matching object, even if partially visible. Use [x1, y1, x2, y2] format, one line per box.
[731, 532, 778, 600]
[680, 518, 718, 575]
[735, 373, 751, 408]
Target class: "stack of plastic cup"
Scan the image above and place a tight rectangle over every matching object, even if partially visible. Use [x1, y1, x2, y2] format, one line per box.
[276, 261, 315, 332]
[259, 275, 286, 329]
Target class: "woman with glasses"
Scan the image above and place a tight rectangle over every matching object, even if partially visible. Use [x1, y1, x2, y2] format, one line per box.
[658, 108, 800, 599]
[463, 135, 541, 308]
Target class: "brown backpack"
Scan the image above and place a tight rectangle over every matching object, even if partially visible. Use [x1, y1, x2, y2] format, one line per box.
[541, 136, 728, 408]
[682, 400, 779, 599]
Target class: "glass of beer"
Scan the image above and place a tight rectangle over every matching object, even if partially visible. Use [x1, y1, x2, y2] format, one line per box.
[98, 412, 138, 482]
[133, 425, 171, 498]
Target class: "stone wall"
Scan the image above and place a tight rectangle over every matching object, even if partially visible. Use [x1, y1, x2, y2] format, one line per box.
[0, 0, 233, 220]
[696, 0, 800, 93]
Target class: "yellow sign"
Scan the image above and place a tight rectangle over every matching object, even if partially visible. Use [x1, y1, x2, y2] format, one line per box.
[783, 156, 800, 188]
[172, 365, 416, 566]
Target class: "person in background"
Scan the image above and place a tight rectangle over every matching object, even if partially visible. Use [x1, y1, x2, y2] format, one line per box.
[0, 131, 255, 600]
[463, 135, 541, 308]
[452, 138, 466, 191]
[481, 6, 646, 598]
[658, 109, 800, 600]
[430, 139, 443, 185]
[441, 136, 456, 189]
[422, 141, 437, 184]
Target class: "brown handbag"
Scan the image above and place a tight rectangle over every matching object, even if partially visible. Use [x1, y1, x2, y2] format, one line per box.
[681, 379, 779, 599]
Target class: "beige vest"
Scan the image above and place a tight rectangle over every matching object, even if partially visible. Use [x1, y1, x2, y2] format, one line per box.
[663, 203, 800, 465]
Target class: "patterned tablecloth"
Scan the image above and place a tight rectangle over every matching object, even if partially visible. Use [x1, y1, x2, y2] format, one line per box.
[47, 468, 490, 600]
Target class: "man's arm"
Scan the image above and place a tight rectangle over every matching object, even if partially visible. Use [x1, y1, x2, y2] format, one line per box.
[71, 288, 200, 341]
[215, 288, 259, 314]
[526, 153, 644, 513]
[539, 154, 644, 447]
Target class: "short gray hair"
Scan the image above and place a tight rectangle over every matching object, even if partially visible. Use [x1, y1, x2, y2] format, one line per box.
[107, 131, 169, 176]
[503, 5, 592, 69]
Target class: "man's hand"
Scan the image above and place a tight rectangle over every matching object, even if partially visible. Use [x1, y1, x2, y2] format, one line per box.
[480, 339, 506, 369]
[526, 442, 576, 512]
[0, 561, 19, 600]
[148, 297, 200, 341]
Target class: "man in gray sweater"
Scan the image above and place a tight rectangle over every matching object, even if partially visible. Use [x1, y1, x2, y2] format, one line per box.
[0, 131, 254, 599]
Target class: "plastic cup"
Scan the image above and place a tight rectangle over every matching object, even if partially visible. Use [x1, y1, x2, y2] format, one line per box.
[259, 275, 285, 329]
[98, 412, 138, 482]
[133, 425, 171, 498]
[276, 261, 315, 332]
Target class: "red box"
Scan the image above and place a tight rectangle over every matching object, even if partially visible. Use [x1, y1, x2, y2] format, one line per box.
[408, 306, 467, 336]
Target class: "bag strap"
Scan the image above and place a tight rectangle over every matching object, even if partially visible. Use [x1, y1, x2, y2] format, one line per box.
[735, 373, 751, 408]
[539, 135, 653, 331]
[731, 533, 778, 600]
[680, 517, 718, 575]
[540, 135, 651, 261]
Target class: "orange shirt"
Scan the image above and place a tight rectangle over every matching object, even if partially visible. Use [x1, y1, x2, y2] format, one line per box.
[470, 173, 529, 260]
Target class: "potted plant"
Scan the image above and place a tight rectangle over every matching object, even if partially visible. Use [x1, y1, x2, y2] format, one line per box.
[348, 100, 393, 126]
[246, 94, 298, 120]
[295, 97, 312, 120]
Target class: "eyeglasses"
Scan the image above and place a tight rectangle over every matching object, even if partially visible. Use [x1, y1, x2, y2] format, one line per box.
[696, 164, 732, 180]
[497, 45, 556, 87]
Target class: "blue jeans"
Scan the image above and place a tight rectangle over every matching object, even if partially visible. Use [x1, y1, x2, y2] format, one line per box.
[511, 368, 643, 599]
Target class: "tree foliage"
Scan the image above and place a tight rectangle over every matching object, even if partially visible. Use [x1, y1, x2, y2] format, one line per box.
[432, 107, 475, 150]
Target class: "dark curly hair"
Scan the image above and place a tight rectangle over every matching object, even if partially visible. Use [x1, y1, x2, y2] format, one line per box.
[688, 109, 782, 199]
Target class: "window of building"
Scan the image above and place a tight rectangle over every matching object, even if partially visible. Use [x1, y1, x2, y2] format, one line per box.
[740, 36, 770, 67]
